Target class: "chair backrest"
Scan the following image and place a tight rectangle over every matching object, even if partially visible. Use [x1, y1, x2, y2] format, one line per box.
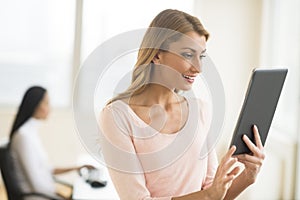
[0, 144, 23, 200]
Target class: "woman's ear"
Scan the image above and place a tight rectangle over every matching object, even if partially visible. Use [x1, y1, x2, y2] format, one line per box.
[152, 52, 161, 64]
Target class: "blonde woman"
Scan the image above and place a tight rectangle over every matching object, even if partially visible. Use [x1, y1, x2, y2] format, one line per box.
[99, 9, 265, 200]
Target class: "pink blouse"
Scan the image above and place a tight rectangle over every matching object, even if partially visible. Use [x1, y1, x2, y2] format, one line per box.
[99, 97, 218, 200]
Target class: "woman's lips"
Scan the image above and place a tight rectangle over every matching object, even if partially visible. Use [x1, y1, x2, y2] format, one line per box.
[182, 74, 196, 83]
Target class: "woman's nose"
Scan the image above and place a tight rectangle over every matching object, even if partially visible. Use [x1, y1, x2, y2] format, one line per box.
[191, 58, 202, 73]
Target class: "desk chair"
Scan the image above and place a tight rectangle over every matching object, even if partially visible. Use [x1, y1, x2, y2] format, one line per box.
[0, 144, 64, 200]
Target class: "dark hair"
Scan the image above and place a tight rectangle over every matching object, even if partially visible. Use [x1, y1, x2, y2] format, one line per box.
[9, 86, 46, 141]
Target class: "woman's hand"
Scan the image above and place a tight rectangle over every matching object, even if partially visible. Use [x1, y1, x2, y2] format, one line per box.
[207, 146, 241, 199]
[235, 125, 265, 185]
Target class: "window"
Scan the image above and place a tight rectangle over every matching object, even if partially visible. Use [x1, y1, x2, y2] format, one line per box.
[259, 0, 300, 137]
[259, 0, 300, 198]
[0, 0, 75, 107]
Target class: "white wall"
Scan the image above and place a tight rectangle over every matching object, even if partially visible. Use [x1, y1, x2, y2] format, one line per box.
[194, 1, 272, 199]
[194, 1, 297, 199]
[194, 0, 261, 156]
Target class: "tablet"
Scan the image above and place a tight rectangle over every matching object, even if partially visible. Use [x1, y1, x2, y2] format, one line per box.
[230, 68, 288, 155]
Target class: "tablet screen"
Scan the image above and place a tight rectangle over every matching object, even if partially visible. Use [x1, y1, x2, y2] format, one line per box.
[230, 68, 287, 155]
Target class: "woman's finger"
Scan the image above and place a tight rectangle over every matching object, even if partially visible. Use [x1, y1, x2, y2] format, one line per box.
[222, 145, 236, 162]
[222, 157, 238, 172]
[235, 159, 261, 171]
[216, 146, 237, 178]
[220, 146, 235, 166]
[253, 125, 263, 150]
[228, 166, 241, 177]
[243, 135, 261, 156]
[236, 154, 264, 166]
[223, 174, 235, 184]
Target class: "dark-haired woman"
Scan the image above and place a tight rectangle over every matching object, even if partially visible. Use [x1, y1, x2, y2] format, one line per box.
[10, 86, 92, 200]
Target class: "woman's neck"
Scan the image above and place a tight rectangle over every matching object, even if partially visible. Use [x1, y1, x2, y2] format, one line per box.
[130, 84, 183, 108]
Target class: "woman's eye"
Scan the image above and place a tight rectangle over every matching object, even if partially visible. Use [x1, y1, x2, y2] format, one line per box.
[181, 53, 193, 59]
[200, 54, 206, 60]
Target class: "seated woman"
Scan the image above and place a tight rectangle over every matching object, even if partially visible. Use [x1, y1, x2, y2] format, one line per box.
[9, 86, 92, 200]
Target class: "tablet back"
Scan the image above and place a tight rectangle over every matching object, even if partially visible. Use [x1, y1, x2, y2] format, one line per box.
[230, 68, 288, 155]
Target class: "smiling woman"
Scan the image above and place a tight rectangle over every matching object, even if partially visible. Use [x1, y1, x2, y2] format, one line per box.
[98, 9, 265, 200]
[151, 31, 207, 89]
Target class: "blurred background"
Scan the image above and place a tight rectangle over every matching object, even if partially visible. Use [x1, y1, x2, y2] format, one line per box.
[0, 0, 299, 199]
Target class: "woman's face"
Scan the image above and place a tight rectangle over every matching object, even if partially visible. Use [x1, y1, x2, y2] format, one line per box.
[153, 31, 207, 91]
[33, 92, 50, 120]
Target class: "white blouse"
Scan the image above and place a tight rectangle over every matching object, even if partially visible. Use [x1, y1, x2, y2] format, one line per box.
[11, 117, 57, 198]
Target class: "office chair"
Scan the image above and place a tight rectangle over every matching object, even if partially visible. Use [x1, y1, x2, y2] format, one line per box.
[0, 144, 64, 200]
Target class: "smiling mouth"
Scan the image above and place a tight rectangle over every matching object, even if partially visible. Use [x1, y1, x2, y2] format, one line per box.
[182, 74, 196, 83]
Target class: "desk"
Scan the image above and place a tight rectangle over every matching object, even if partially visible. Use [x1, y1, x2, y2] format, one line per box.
[73, 154, 119, 200]
[72, 168, 119, 200]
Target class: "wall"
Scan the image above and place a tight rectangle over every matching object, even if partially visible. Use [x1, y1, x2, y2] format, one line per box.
[194, 0, 296, 199]
[194, 0, 261, 157]
[194, 0, 274, 199]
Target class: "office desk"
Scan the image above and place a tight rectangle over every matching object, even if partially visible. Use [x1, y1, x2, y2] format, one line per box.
[72, 177, 119, 199]
[72, 171, 119, 200]
[73, 154, 119, 199]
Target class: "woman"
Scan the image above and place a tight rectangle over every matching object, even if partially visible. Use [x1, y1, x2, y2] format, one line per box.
[99, 9, 265, 199]
[10, 86, 92, 199]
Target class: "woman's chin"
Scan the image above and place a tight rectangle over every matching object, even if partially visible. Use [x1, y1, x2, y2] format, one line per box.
[177, 85, 192, 91]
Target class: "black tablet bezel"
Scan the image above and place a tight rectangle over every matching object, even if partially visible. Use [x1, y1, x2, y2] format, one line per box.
[230, 68, 288, 155]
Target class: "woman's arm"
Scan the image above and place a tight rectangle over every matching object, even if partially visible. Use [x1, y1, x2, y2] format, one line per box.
[53, 167, 79, 175]
[224, 125, 265, 199]
[107, 145, 239, 200]
[13, 133, 56, 194]
[100, 106, 170, 200]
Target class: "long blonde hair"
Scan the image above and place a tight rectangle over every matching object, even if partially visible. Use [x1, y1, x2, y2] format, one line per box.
[108, 9, 209, 105]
